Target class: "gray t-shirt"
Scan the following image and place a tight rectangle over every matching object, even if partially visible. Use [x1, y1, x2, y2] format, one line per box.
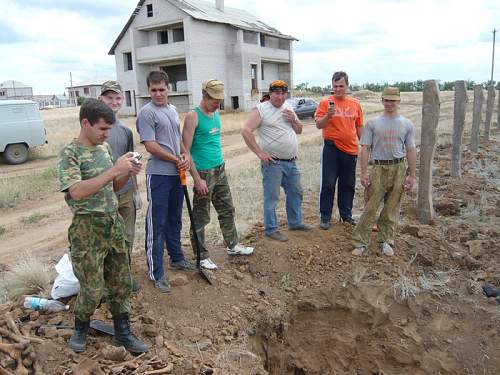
[136, 102, 181, 176]
[256, 101, 298, 160]
[107, 120, 134, 195]
[361, 114, 415, 160]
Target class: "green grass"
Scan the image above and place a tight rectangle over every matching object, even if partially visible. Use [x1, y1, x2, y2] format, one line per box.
[0, 164, 58, 209]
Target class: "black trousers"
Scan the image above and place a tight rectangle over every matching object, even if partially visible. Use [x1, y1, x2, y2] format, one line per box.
[319, 140, 357, 221]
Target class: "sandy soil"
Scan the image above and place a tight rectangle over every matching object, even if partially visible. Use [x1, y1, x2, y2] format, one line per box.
[1, 92, 499, 374]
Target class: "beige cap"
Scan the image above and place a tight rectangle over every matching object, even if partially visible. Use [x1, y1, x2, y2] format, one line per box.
[381, 86, 400, 100]
[202, 79, 225, 100]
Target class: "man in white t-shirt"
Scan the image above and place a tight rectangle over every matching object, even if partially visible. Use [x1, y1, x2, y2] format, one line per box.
[241, 80, 312, 242]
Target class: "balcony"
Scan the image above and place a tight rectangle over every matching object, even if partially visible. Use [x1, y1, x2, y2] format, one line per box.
[241, 44, 290, 63]
[136, 42, 186, 64]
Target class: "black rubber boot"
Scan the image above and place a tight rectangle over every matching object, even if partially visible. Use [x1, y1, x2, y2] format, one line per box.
[69, 318, 89, 353]
[112, 314, 148, 354]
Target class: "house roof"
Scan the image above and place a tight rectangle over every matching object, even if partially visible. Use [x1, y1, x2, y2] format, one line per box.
[109, 0, 297, 55]
[0, 80, 31, 89]
[0, 100, 37, 106]
[66, 79, 114, 89]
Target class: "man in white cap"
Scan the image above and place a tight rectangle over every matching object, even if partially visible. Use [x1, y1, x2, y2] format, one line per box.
[182, 79, 253, 270]
[352, 87, 416, 256]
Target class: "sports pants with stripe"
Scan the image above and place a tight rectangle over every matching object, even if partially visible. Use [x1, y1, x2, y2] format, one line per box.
[145, 174, 185, 281]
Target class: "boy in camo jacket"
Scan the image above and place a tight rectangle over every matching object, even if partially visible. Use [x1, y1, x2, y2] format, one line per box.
[58, 98, 147, 354]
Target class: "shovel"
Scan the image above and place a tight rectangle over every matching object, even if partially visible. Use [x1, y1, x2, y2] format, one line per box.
[179, 169, 213, 285]
[39, 319, 114, 336]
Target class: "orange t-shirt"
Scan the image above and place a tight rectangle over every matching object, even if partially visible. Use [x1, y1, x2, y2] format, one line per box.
[315, 95, 363, 155]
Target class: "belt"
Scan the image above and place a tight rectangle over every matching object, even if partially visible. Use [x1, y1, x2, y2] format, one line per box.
[273, 157, 297, 162]
[372, 157, 405, 165]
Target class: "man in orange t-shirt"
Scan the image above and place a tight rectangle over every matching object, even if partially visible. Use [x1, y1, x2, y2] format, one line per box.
[315, 71, 363, 229]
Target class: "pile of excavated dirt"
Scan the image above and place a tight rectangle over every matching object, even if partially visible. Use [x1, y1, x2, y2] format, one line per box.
[0, 135, 499, 375]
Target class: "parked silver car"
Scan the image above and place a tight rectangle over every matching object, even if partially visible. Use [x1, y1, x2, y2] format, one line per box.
[0, 100, 48, 164]
[286, 97, 318, 119]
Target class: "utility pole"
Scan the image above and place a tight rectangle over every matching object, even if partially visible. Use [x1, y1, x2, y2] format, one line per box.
[491, 29, 496, 84]
[70, 72, 74, 105]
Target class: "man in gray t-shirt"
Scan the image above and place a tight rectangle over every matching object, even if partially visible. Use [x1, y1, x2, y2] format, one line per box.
[99, 80, 140, 292]
[352, 87, 417, 257]
[136, 71, 195, 294]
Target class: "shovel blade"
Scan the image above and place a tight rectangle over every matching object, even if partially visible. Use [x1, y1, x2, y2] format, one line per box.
[89, 320, 114, 336]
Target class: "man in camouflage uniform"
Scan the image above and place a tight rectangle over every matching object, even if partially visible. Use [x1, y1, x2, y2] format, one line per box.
[99, 80, 141, 292]
[58, 98, 147, 354]
[182, 79, 253, 270]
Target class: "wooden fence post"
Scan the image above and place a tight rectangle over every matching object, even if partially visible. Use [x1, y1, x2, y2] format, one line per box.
[451, 80, 467, 177]
[484, 85, 495, 141]
[470, 85, 484, 153]
[497, 88, 500, 129]
[417, 80, 440, 224]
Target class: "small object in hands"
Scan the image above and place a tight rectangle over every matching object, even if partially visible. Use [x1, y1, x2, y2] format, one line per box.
[131, 152, 142, 164]
[328, 101, 335, 110]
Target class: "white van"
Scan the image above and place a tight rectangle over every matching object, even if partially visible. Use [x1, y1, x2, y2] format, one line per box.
[0, 100, 48, 164]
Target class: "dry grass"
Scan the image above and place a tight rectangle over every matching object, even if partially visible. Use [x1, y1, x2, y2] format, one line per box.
[351, 265, 367, 285]
[0, 254, 55, 303]
[0, 165, 58, 208]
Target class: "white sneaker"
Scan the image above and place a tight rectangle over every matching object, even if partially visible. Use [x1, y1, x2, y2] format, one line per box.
[200, 258, 218, 270]
[380, 242, 394, 256]
[227, 243, 254, 256]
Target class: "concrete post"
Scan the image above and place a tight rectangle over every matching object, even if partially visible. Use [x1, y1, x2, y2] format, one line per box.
[417, 80, 440, 224]
[484, 85, 495, 140]
[470, 85, 484, 153]
[451, 81, 467, 178]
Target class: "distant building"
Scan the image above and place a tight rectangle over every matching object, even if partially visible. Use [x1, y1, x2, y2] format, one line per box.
[66, 79, 114, 103]
[34, 94, 74, 109]
[109, 0, 297, 114]
[0, 80, 33, 100]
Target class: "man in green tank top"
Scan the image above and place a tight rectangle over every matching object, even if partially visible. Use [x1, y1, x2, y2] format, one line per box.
[182, 79, 254, 270]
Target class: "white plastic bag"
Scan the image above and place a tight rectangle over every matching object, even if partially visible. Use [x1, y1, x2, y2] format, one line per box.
[51, 254, 80, 299]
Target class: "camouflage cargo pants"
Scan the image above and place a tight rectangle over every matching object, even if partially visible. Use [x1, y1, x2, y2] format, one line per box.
[352, 162, 406, 248]
[68, 213, 131, 321]
[191, 163, 238, 259]
[117, 189, 136, 255]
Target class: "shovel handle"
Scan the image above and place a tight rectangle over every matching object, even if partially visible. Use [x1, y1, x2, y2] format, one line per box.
[179, 168, 187, 186]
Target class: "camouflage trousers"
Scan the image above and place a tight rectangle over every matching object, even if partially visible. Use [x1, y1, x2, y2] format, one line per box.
[117, 189, 136, 256]
[191, 163, 238, 259]
[68, 213, 131, 321]
[352, 162, 406, 248]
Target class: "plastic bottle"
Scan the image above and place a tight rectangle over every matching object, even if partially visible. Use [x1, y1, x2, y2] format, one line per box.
[23, 297, 69, 312]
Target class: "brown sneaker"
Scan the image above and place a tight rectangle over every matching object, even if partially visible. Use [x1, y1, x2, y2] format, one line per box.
[265, 231, 288, 242]
[352, 246, 367, 256]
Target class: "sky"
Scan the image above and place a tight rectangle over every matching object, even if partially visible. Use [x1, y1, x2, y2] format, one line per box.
[1, 0, 499, 94]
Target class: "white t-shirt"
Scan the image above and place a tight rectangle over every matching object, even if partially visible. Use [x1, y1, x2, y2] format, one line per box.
[256, 101, 298, 160]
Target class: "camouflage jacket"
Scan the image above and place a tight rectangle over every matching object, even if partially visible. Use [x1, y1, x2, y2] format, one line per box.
[57, 139, 118, 214]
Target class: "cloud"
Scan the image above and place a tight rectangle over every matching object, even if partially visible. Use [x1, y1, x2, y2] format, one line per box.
[0, 0, 499, 94]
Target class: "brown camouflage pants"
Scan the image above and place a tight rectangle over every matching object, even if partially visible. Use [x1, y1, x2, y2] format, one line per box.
[68, 213, 131, 321]
[191, 163, 238, 259]
[352, 162, 406, 248]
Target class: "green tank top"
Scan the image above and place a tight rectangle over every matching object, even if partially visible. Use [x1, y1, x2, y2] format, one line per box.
[191, 107, 224, 171]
